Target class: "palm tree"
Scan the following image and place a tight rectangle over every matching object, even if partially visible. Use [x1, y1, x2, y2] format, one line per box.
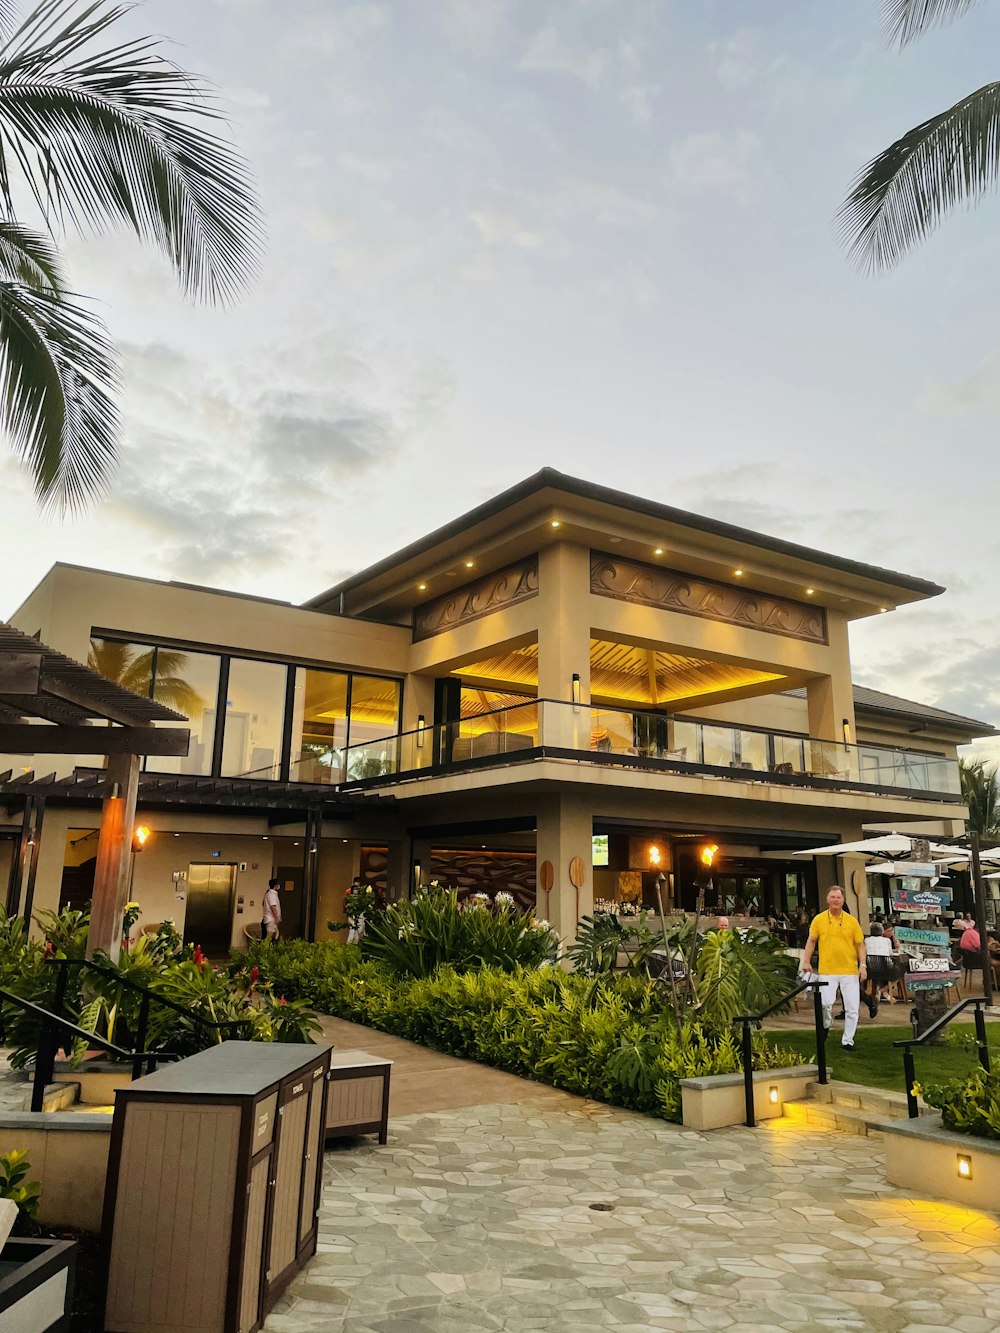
[88, 638, 206, 718]
[0, 0, 261, 511]
[841, 1, 997, 270]
[959, 755, 1000, 841]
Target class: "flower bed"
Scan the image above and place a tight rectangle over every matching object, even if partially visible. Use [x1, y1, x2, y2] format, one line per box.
[238, 940, 802, 1122]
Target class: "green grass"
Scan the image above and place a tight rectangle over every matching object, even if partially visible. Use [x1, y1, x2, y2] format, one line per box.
[769, 1021, 1000, 1093]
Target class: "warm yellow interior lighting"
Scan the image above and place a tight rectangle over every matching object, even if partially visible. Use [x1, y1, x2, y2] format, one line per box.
[648, 844, 662, 867]
[418, 583, 427, 591]
[733, 568, 744, 577]
[957, 1153, 973, 1179]
[879, 607, 888, 613]
[805, 588, 815, 596]
[465, 560, 475, 569]
[550, 520, 561, 528]
[654, 547, 664, 555]
[700, 843, 719, 868]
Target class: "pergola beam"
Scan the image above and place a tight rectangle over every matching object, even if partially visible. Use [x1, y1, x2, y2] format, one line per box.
[0, 724, 190, 756]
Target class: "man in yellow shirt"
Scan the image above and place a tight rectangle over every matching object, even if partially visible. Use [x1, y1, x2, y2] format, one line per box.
[801, 887, 868, 1050]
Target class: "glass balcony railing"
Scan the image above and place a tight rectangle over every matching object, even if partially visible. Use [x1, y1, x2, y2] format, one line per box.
[328, 700, 962, 799]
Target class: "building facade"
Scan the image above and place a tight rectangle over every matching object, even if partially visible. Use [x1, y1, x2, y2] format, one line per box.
[2, 469, 993, 947]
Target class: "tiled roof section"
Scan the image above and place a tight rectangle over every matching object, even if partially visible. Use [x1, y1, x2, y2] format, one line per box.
[852, 684, 997, 737]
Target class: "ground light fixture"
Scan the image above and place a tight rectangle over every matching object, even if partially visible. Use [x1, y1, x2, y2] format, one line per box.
[957, 1153, 973, 1180]
[769, 1086, 779, 1105]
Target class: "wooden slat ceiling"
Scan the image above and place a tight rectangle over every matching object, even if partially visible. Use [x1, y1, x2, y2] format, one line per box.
[454, 640, 785, 706]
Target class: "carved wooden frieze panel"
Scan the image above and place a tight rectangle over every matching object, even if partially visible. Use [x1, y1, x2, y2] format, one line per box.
[590, 552, 828, 644]
[414, 556, 539, 641]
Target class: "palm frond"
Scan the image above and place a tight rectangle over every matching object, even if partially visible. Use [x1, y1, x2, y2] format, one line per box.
[0, 272, 119, 510]
[840, 81, 1000, 271]
[0, 0, 263, 304]
[883, 0, 986, 47]
[0, 219, 62, 290]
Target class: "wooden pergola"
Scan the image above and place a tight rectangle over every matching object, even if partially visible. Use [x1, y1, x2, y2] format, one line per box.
[0, 621, 189, 956]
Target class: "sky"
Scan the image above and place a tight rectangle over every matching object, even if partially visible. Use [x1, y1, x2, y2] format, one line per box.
[2, 0, 1000, 756]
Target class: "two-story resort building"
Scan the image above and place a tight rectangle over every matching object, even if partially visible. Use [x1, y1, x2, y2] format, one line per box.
[1, 469, 993, 949]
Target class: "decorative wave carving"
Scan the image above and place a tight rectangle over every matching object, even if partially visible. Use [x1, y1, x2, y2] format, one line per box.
[414, 557, 539, 640]
[590, 553, 828, 644]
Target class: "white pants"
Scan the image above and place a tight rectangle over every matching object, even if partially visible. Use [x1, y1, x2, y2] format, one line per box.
[818, 974, 860, 1046]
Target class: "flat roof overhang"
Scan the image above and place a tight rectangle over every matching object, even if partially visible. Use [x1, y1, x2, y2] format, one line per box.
[305, 468, 945, 623]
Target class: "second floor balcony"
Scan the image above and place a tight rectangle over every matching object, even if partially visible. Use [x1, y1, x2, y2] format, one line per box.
[291, 699, 963, 803]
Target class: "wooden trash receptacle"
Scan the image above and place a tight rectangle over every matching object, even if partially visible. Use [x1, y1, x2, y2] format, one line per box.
[101, 1040, 331, 1333]
[326, 1050, 391, 1145]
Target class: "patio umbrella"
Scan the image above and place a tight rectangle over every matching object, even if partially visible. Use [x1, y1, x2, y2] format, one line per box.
[792, 834, 950, 858]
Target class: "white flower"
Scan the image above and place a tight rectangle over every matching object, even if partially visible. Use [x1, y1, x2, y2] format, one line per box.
[533, 918, 551, 930]
[495, 891, 515, 910]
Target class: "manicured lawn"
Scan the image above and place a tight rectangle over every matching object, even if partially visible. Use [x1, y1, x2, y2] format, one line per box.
[770, 1020, 1000, 1093]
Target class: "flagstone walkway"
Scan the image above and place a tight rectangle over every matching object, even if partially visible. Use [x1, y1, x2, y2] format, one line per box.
[266, 1026, 1000, 1333]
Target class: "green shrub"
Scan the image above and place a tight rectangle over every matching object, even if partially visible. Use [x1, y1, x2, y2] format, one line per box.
[921, 1066, 1000, 1139]
[235, 940, 801, 1122]
[0, 1150, 41, 1235]
[361, 884, 558, 977]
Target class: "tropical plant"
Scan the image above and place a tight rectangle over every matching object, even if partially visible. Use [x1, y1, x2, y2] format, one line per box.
[0, 0, 261, 510]
[361, 883, 558, 978]
[0, 1149, 41, 1234]
[695, 927, 800, 1025]
[959, 756, 1000, 841]
[841, 0, 1000, 270]
[566, 913, 661, 978]
[922, 1064, 1000, 1138]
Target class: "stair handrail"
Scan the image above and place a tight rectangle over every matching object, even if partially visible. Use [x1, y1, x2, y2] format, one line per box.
[893, 993, 991, 1118]
[46, 956, 248, 1036]
[0, 986, 175, 1112]
[733, 978, 826, 1129]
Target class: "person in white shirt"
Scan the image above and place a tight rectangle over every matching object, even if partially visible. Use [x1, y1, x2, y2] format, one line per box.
[864, 921, 894, 1007]
[261, 878, 282, 941]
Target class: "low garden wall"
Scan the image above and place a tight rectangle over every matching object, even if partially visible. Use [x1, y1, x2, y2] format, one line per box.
[679, 1065, 818, 1130]
[882, 1116, 1000, 1212]
[0, 1113, 111, 1232]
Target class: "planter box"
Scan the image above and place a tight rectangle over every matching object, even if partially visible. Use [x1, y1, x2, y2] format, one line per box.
[0, 1237, 76, 1333]
[679, 1065, 819, 1131]
[326, 1050, 391, 1144]
[0, 1114, 111, 1233]
[883, 1115, 1000, 1211]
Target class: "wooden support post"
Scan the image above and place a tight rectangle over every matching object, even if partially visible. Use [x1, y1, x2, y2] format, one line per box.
[5, 796, 34, 916]
[88, 753, 140, 961]
[19, 797, 44, 926]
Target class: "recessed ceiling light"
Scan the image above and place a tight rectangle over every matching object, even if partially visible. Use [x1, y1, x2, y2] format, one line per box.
[880, 607, 889, 613]
[609, 536, 622, 545]
[550, 520, 561, 528]
[417, 583, 427, 591]
[734, 568, 744, 577]
[654, 547, 664, 556]
[805, 588, 815, 596]
[464, 559, 475, 569]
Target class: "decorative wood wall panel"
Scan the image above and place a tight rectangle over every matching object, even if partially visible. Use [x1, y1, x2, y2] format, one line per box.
[414, 557, 538, 641]
[590, 552, 827, 644]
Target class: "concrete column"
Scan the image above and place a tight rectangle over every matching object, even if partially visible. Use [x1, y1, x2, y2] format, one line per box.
[411, 838, 434, 891]
[536, 543, 591, 750]
[402, 674, 436, 771]
[805, 614, 857, 779]
[535, 794, 593, 940]
[88, 752, 140, 960]
[385, 835, 413, 902]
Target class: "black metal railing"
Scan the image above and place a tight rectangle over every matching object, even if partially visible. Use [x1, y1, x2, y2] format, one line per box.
[894, 995, 991, 1119]
[47, 958, 248, 1080]
[734, 980, 826, 1128]
[0, 987, 173, 1113]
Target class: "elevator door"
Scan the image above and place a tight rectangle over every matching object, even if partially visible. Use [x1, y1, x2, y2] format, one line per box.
[184, 863, 237, 954]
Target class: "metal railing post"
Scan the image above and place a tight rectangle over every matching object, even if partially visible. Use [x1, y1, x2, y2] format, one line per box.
[31, 1020, 57, 1113]
[132, 991, 151, 1082]
[811, 982, 828, 1085]
[741, 1020, 756, 1128]
[974, 1000, 991, 1073]
[903, 1047, 918, 1118]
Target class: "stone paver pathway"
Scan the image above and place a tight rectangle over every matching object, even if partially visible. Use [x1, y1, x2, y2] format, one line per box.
[267, 1086, 1000, 1332]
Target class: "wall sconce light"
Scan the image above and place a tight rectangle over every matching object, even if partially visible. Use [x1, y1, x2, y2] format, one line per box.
[842, 719, 852, 746]
[110, 781, 121, 799]
[416, 715, 426, 749]
[957, 1153, 973, 1180]
[768, 1086, 779, 1105]
[571, 673, 581, 708]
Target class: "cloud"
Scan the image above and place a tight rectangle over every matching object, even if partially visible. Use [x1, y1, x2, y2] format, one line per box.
[668, 129, 761, 200]
[438, 0, 516, 53]
[518, 24, 607, 87]
[468, 208, 542, 251]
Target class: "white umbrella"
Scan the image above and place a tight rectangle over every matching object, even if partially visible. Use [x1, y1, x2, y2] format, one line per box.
[793, 834, 956, 859]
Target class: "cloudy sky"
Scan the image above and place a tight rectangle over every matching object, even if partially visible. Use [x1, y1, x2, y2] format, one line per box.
[2, 0, 1000, 754]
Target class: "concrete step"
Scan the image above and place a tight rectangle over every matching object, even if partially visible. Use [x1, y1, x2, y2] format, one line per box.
[20, 1080, 79, 1113]
[781, 1098, 891, 1137]
[805, 1079, 930, 1119]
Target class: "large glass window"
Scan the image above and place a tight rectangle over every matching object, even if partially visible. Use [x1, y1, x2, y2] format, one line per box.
[290, 668, 348, 784]
[89, 638, 154, 697]
[221, 658, 287, 779]
[149, 649, 220, 776]
[347, 676, 402, 747]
